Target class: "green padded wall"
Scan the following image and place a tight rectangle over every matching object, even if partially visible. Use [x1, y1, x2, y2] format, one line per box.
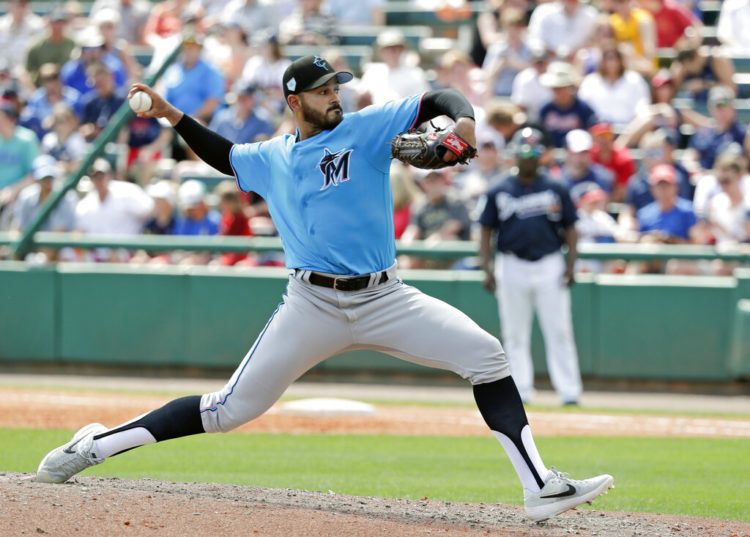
[0, 262, 56, 361]
[729, 300, 750, 377]
[184, 268, 289, 366]
[0, 263, 746, 382]
[58, 264, 188, 364]
[594, 275, 735, 380]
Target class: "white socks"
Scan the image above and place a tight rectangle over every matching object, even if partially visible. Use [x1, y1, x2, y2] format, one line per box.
[92, 426, 156, 459]
[492, 425, 550, 492]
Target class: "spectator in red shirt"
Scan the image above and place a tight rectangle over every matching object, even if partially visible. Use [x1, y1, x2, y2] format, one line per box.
[215, 180, 254, 266]
[640, 0, 701, 49]
[589, 122, 636, 201]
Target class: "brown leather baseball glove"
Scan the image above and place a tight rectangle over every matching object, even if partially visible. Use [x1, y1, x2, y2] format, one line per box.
[391, 128, 477, 169]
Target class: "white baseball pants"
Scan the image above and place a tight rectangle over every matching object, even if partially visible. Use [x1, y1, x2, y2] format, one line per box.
[495, 252, 582, 403]
[200, 267, 510, 433]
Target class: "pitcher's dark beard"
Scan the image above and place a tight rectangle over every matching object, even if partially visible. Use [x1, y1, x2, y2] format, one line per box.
[301, 99, 343, 130]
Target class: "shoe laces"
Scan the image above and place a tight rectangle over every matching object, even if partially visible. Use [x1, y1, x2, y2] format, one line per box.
[547, 467, 584, 487]
[60, 437, 100, 471]
[548, 467, 569, 481]
[56, 453, 93, 476]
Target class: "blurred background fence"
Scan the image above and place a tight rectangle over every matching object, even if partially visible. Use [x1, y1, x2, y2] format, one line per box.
[2, 238, 749, 383]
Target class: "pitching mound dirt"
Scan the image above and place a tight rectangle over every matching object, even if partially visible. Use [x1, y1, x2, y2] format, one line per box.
[2, 474, 748, 537]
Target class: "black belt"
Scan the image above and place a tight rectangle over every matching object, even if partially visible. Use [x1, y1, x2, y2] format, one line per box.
[503, 251, 543, 262]
[298, 270, 389, 291]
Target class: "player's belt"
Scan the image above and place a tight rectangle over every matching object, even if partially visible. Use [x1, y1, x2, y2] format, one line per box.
[299, 270, 390, 291]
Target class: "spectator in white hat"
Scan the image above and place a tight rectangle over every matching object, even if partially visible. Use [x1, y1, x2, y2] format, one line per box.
[560, 129, 614, 203]
[12, 155, 77, 234]
[538, 61, 597, 147]
[575, 187, 620, 273]
[360, 29, 429, 105]
[75, 158, 154, 261]
[171, 179, 220, 265]
[93, 7, 141, 81]
[144, 180, 177, 236]
[60, 26, 128, 96]
[174, 180, 220, 236]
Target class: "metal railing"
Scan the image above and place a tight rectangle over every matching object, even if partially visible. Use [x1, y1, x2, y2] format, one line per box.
[2, 232, 750, 262]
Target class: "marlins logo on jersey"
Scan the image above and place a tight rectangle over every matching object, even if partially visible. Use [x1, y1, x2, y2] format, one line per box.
[318, 148, 353, 190]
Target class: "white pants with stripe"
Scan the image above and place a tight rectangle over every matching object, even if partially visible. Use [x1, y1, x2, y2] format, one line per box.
[495, 252, 582, 403]
[200, 268, 510, 433]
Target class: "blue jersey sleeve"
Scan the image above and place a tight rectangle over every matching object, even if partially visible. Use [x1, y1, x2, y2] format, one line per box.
[230, 142, 271, 197]
[477, 190, 499, 228]
[352, 94, 425, 171]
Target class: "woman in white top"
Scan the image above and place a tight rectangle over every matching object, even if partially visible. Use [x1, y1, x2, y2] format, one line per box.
[578, 44, 650, 128]
[704, 154, 750, 247]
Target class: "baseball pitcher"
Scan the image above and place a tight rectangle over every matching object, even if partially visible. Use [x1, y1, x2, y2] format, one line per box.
[36, 56, 612, 522]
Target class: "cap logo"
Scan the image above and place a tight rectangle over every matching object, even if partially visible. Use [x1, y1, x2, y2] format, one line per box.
[313, 56, 327, 70]
[286, 77, 296, 92]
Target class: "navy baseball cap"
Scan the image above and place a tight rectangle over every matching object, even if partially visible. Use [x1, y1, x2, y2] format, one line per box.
[282, 55, 353, 101]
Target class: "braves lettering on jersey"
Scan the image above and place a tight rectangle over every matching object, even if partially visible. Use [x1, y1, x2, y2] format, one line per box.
[478, 174, 577, 261]
[230, 94, 423, 275]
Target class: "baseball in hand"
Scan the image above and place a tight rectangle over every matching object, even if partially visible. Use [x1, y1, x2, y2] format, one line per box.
[129, 91, 152, 114]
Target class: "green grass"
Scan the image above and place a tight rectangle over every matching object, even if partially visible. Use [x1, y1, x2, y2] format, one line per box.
[4, 429, 750, 521]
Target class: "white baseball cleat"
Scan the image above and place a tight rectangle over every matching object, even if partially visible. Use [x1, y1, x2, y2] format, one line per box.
[36, 423, 107, 483]
[524, 468, 614, 522]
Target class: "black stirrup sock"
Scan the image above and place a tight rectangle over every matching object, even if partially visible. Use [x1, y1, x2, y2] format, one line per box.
[92, 396, 205, 457]
[473, 377, 547, 490]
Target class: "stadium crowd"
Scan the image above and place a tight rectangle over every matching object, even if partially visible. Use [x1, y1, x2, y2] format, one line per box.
[1, 0, 749, 274]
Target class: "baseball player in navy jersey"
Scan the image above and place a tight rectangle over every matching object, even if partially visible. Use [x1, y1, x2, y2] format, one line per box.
[479, 127, 583, 405]
[36, 56, 612, 522]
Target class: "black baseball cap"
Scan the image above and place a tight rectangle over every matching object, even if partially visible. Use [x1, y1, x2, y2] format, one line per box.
[282, 55, 353, 101]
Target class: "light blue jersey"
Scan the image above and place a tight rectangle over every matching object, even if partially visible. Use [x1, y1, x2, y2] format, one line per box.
[231, 94, 424, 275]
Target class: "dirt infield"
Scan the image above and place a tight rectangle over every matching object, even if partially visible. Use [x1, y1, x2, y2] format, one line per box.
[2, 474, 750, 537]
[3, 387, 750, 536]
[2, 388, 750, 438]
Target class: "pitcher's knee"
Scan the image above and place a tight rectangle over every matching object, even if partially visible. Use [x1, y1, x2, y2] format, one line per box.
[199, 390, 269, 433]
[467, 334, 511, 385]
